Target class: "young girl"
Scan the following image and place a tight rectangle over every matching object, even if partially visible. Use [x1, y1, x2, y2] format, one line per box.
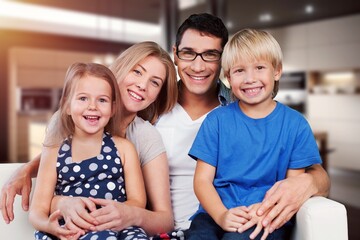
[29, 62, 148, 240]
[2, 41, 178, 237]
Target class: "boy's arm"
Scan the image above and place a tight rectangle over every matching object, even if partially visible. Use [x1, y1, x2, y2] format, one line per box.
[257, 165, 329, 232]
[194, 160, 249, 232]
[0, 154, 41, 223]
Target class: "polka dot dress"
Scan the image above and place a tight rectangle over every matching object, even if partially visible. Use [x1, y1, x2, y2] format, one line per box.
[35, 132, 149, 240]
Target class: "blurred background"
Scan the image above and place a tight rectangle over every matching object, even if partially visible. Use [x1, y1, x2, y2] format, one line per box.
[0, 0, 359, 238]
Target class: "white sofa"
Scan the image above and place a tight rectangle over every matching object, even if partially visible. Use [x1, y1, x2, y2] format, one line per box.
[0, 163, 348, 240]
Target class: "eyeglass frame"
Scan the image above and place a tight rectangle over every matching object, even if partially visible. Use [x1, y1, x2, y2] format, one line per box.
[176, 48, 222, 62]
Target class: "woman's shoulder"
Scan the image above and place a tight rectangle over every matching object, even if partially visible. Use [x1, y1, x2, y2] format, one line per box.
[127, 116, 160, 136]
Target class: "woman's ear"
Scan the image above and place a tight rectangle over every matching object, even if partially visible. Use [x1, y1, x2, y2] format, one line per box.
[172, 45, 178, 66]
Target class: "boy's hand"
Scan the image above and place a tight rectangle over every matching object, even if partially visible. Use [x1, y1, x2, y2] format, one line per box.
[217, 206, 250, 232]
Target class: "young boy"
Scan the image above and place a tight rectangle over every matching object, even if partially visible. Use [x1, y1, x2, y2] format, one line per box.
[187, 29, 322, 240]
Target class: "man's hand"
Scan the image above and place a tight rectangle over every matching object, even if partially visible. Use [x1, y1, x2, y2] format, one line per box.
[0, 164, 33, 223]
[257, 174, 315, 232]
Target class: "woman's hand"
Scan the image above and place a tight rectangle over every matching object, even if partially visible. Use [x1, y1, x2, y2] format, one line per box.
[88, 197, 134, 232]
[53, 195, 98, 232]
[0, 163, 33, 223]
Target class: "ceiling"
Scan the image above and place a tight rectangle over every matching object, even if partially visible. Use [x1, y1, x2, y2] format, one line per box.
[13, 0, 360, 34]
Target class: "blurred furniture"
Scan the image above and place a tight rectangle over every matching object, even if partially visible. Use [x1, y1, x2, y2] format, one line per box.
[0, 163, 348, 240]
[314, 131, 329, 170]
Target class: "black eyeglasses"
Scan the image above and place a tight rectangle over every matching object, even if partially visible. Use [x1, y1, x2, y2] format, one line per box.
[176, 49, 222, 62]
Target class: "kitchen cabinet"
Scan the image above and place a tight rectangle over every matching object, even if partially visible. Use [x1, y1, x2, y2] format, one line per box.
[307, 95, 360, 170]
[8, 47, 107, 162]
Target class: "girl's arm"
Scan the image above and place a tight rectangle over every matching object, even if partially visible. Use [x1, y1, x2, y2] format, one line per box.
[29, 147, 77, 237]
[90, 152, 174, 236]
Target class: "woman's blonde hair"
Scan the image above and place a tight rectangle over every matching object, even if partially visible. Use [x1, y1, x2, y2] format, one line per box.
[222, 28, 283, 98]
[44, 62, 122, 146]
[110, 41, 178, 124]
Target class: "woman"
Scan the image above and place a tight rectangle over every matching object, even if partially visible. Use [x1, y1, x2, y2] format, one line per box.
[4, 41, 178, 238]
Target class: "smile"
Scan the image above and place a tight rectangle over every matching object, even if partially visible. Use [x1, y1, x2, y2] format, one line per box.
[128, 90, 143, 100]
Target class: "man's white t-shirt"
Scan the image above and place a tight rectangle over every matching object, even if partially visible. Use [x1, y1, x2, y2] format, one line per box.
[156, 103, 208, 230]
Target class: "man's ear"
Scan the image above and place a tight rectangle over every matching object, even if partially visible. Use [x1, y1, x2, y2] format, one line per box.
[172, 44, 178, 66]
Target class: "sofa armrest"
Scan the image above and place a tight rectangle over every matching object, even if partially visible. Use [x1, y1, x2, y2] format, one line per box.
[292, 196, 348, 240]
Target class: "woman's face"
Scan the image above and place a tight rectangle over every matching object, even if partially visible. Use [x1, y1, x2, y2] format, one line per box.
[119, 56, 166, 114]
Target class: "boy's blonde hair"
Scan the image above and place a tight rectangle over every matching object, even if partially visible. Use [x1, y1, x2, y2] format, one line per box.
[110, 41, 178, 124]
[222, 28, 283, 97]
[45, 62, 122, 147]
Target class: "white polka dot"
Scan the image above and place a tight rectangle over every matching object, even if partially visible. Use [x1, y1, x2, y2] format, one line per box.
[85, 183, 90, 188]
[115, 158, 120, 164]
[112, 167, 118, 174]
[107, 182, 116, 191]
[90, 189, 97, 196]
[103, 146, 112, 153]
[75, 188, 82, 194]
[73, 165, 81, 172]
[58, 153, 65, 158]
[94, 185, 100, 189]
[103, 164, 108, 169]
[70, 176, 75, 181]
[97, 154, 104, 160]
[90, 235, 98, 240]
[106, 155, 111, 160]
[63, 185, 70, 193]
[62, 166, 69, 173]
[105, 236, 117, 240]
[80, 174, 85, 179]
[61, 143, 70, 151]
[65, 157, 72, 164]
[88, 177, 95, 182]
[56, 162, 60, 167]
[105, 192, 113, 199]
[89, 163, 98, 171]
[98, 173, 107, 180]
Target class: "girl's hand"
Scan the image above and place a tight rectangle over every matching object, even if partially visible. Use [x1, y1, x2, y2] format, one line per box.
[217, 206, 250, 232]
[54, 196, 98, 231]
[238, 203, 270, 240]
[88, 197, 134, 231]
[47, 209, 83, 240]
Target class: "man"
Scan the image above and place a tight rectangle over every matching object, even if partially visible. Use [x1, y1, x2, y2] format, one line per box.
[1, 13, 329, 238]
[155, 13, 330, 235]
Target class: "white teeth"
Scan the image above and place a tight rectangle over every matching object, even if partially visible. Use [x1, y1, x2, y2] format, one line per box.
[191, 76, 206, 80]
[129, 90, 142, 100]
[85, 116, 99, 120]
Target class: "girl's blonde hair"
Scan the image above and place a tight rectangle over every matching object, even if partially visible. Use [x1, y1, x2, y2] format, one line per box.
[222, 28, 283, 97]
[110, 41, 178, 124]
[44, 62, 122, 146]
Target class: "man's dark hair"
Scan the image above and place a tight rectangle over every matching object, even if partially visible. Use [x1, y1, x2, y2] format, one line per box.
[175, 13, 228, 50]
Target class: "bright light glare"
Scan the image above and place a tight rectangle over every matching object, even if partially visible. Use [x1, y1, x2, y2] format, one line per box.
[305, 5, 314, 14]
[259, 13, 272, 22]
[324, 72, 355, 81]
[0, 1, 161, 42]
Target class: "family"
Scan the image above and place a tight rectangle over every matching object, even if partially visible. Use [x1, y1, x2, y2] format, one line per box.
[0, 13, 329, 240]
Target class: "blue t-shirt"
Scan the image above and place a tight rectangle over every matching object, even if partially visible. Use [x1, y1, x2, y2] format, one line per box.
[188, 101, 321, 216]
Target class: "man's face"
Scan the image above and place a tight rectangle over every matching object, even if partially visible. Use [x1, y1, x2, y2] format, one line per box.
[173, 29, 223, 96]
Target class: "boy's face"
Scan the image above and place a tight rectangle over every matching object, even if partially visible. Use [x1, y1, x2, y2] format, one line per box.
[173, 29, 222, 97]
[227, 58, 282, 110]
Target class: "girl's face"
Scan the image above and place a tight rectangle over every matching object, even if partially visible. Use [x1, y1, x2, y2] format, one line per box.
[228, 58, 281, 112]
[67, 75, 113, 136]
[118, 56, 166, 114]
